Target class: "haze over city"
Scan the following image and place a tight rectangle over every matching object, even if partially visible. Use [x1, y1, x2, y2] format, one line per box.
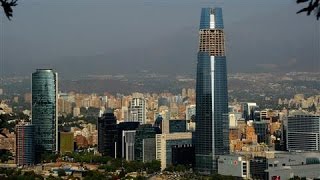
[1, 0, 319, 78]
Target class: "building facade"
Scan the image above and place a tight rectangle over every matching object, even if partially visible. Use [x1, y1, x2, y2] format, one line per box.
[116, 122, 140, 158]
[250, 157, 268, 180]
[253, 120, 269, 144]
[134, 124, 157, 162]
[142, 138, 156, 162]
[156, 132, 192, 170]
[287, 115, 320, 151]
[32, 69, 58, 161]
[218, 155, 249, 179]
[265, 152, 320, 180]
[98, 112, 117, 158]
[193, 7, 229, 174]
[122, 130, 136, 161]
[162, 119, 187, 134]
[59, 132, 74, 154]
[241, 102, 258, 121]
[172, 144, 195, 167]
[128, 93, 147, 124]
[16, 124, 35, 166]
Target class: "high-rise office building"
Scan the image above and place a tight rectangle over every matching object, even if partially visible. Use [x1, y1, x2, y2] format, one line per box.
[253, 120, 270, 144]
[122, 130, 136, 161]
[32, 69, 58, 160]
[116, 122, 140, 158]
[128, 93, 146, 124]
[98, 112, 118, 157]
[193, 8, 229, 174]
[241, 102, 258, 121]
[134, 124, 157, 162]
[287, 115, 320, 151]
[16, 124, 35, 166]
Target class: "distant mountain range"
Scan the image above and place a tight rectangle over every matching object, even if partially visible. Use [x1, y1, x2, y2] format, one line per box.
[2, 6, 319, 78]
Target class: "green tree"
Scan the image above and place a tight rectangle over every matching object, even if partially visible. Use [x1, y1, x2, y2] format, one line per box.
[134, 175, 147, 180]
[144, 160, 161, 174]
[83, 170, 106, 180]
[210, 174, 237, 180]
[0, 0, 17, 20]
[40, 152, 58, 163]
[0, 149, 13, 163]
[297, 0, 320, 20]
[57, 169, 66, 177]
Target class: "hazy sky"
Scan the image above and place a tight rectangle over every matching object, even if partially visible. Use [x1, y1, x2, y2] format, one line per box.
[1, 0, 319, 77]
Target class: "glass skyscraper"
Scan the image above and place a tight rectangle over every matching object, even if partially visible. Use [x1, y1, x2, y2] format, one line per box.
[32, 69, 58, 160]
[193, 8, 229, 174]
[98, 112, 118, 158]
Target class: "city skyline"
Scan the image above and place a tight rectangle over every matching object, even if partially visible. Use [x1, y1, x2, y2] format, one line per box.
[0, 2, 319, 179]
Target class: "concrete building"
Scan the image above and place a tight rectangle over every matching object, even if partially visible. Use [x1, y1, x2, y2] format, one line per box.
[73, 107, 81, 117]
[185, 105, 195, 121]
[218, 155, 249, 179]
[16, 124, 35, 166]
[122, 130, 136, 161]
[156, 132, 192, 170]
[265, 152, 320, 180]
[229, 112, 242, 128]
[162, 119, 187, 134]
[59, 132, 74, 154]
[287, 115, 320, 152]
[128, 93, 147, 124]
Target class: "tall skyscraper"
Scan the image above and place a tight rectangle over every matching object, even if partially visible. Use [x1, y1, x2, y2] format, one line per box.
[193, 8, 229, 174]
[128, 93, 146, 124]
[98, 112, 118, 157]
[116, 122, 140, 158]
[32, 69, 58, 160]
[16, 124, 35, 166]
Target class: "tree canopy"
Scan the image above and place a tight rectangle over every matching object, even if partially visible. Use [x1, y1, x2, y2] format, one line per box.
[297, 0, 320, 20]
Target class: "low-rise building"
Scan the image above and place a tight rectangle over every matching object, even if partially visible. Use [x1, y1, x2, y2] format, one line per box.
[265, 152, 320, 180]
[156, 132, 192, 170]
[218, 155, 249, 179]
